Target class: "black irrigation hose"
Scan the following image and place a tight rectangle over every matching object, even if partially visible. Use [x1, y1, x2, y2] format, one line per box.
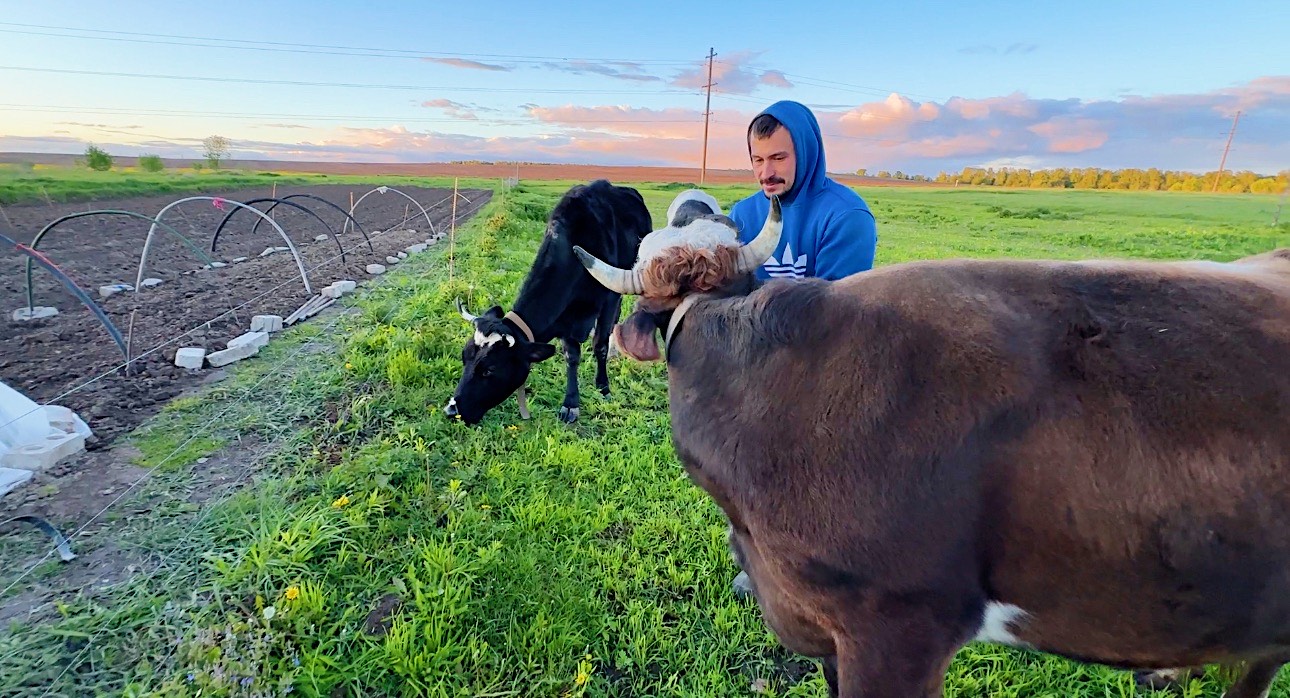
[0, 230, 128, 363]
[1, 516, 76, 562]
[251, 193, 373, 254]
[24, 209, 213, 312]
[211, 197, 346, 262]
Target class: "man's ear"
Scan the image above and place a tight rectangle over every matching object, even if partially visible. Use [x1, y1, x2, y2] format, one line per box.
[526, 342, 557, 363]
[614, 309, 662, 362]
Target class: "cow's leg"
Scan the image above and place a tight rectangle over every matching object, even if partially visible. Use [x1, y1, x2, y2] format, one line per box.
[559, 337, 581, 423]
[820, 656, 839, 698]
[1223, 659, 1283, 698]
[1134, 667, 1201, 694]
[592, 294, 619, 396]
[832, 621, 960, 698]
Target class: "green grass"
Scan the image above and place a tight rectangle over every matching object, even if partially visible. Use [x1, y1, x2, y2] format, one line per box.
[1, 175, 1287, 697]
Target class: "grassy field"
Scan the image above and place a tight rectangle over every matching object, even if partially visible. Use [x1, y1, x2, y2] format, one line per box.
[1, 170, 1288, 697]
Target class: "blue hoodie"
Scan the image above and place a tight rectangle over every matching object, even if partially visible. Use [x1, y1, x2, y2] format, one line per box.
[728, 100, 877, 282]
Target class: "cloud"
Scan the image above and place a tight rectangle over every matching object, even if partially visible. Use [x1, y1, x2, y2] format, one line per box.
[422, 57, 510, 72]
[541, 60, 663, 83]
[671, 51, 793, 95]
[422, 98, 480, 120]
[9, 76, 1287, 176]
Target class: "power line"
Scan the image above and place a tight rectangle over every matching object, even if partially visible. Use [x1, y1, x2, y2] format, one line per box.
[0, 65, 701, 96]
[1212, 110, 1241, 192]
[701, 48, 716, 184]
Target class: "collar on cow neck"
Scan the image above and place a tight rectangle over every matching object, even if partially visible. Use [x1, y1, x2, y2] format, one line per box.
[503, 311, 535, 343]
[664, 293, 711, 356]
[503, 310, 535, 419]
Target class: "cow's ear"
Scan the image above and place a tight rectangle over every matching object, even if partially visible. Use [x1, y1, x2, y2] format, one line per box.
[484, 306, 505, 319]
[615, 309, 662, 362]
[526, 342, 557, 363]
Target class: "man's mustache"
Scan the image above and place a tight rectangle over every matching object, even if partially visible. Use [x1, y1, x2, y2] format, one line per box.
[761, 176, 784, 185]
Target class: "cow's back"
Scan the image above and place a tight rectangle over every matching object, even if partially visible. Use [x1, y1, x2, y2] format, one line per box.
[670, 252, 1290, 670]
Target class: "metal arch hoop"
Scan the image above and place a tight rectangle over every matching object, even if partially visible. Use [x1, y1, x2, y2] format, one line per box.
[0, 231, 128, 362]
[249, 193, 374, 254]
[342, 186, 437, 238]
[135, 196, 311, 296]
[24, 209, 214, 313]
[211, 197, 345, 262]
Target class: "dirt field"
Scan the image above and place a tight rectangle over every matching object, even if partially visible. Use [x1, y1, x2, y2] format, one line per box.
[1, 182, 491, 448]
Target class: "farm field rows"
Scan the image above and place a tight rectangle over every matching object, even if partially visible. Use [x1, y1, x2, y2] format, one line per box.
[1, 170, 1287, 697]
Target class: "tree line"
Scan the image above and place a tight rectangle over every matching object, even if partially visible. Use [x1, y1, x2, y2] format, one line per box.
[862, 167, 1289, 194]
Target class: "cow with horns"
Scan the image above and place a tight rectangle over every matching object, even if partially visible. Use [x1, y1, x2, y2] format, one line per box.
[445, 179, 652, 426]
[573, 196, 1290, 698]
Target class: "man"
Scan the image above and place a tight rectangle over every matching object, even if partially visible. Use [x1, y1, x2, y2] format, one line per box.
[726, 100, 878, 282]
[725, 100, 879, 599]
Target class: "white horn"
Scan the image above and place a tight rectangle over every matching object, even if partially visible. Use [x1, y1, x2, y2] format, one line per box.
[573, 246, 644, 295]
[456, 298, 479, 323]
[735, 194, 783, 274]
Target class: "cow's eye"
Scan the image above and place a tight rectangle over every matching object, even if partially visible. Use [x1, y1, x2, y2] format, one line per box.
[479, 367, 492, 378]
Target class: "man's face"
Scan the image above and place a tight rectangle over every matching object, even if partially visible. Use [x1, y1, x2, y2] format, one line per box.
[750, 125, 795, 198]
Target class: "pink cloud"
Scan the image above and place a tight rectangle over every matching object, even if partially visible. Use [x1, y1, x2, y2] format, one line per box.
[422, 57, 510, 72]
[422, 98, 480, 120]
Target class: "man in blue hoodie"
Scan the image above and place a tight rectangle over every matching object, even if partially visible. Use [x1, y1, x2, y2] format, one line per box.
[726, 101, 879, 599]
[727, 100, 878, 282]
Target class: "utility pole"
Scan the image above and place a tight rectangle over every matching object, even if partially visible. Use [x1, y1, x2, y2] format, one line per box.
[1212, 109, 1241, 192]
[701, 47, 716, 185]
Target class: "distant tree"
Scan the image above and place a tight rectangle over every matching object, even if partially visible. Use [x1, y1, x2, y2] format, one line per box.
[855, 168, 868, 177]
[138, 154, 164, 172]
[84, 144, 113, 171]
[203, 135, 230, 169]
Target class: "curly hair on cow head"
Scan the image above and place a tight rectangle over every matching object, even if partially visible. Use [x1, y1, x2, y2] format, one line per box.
[639, 244, 742, 299]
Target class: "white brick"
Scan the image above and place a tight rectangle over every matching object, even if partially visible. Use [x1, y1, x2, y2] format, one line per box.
[174, 347, 206, 369]
[0, 467, 34, 498]
[250, 315, 284, 333]
[334, 280, 357, 294]
[1, 432, 86, 472]
[206, 342, 260, 367]
[12, 306, 58, 321]
[228, 331, 269, 351]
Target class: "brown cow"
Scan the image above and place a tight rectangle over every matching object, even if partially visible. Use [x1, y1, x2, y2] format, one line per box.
[574, 197, 1290, 698]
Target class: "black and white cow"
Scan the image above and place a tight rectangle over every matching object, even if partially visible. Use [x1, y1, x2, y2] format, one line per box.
[445, 179, 652, 425]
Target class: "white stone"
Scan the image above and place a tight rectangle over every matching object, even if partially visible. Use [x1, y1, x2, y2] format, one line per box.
[260, 247, 278, 257]
[386, 256, 400, 264]
[426, 238, 437, 246]
[314, 234, 329, 242]
[1, 431, 86, 472]
[366, 264, 386, 275]
[203, 261, 227, 269]
[228, 331, 269, 351]
[12, 306, 58, 321]
[141, 278, 164, 288]
[397, 251, 408, 259]
[0, 467, 34, 498]
[251, 315, 283, 333]
[275, 246, 290, 252]
[174, 347, 206, 369]
[322, 284, 344, 299]
[232, 257, 248, 263]
[99, 283, 133, 298]
[405, 243, 428, 254]
[333, 280, 357, 294]
[206, 342, 260, 367]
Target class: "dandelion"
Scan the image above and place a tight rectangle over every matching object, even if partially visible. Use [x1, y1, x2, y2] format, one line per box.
[480, 504, 491, 511]
[285, 586, 300, 601]
[575, 670, 589, 686]
[344, 362, 353, 370]
[332, 494, 350, 509]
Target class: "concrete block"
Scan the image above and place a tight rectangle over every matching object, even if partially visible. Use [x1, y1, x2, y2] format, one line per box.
[12, 306, 58, 321]
[174, 347, 206, 369]
[334, 280, 357, 294]
[141, 278, 164, 288]
[207, 342, 260, 367]
[0, 467, 34, 499]
[385, 256, 400, 264]
[1, 432, 86, 472]
[251, 315, 283, 333]
[228, 331, 269, 351]
[405, 243, 428, 254]
[366, 264, 386, 275]
[99, 283, 133, 298]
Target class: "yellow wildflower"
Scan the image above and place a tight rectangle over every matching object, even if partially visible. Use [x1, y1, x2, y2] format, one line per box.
[285, 586, 300, 601]
[575, 670, 588, 687]
[332, 494, 350, 509]
[480, 504, 491, 511]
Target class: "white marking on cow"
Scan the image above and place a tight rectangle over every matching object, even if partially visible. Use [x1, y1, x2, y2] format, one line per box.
[970, 602, 1031, 647]
[474, 330, 515, 348]
[447, 397, 457, 409]
[634, 217, 741, 270]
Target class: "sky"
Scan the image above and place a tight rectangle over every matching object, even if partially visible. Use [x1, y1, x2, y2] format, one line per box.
[1, 0, 1287, 176]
